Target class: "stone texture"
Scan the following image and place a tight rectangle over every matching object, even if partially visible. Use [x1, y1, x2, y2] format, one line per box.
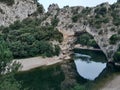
[0, 1, 119, 61]
[0, 0, 37, 26]
[42, 2, 120, 61]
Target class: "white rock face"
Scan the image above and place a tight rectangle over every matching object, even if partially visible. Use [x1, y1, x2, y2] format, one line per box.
[0, 0, 37, 26]
[48, 3, 59, 17]
[0, 0, 119, 61]
[43, 3, 120, 61]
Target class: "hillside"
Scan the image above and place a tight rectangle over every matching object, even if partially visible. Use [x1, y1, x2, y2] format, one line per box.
[0, 0, 120, 90]
[0, 0, 120, 62]
[43, 1, 120, 62]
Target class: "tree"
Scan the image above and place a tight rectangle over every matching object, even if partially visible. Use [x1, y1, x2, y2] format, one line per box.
[0, 39, 13, 74]
[0, 36, 21, 90]
[109, 34, 120, 44]
[37, 4, 44, 13]
[0, 74, 21, 90]
[0, 0, 15, 6]
[54, 45, 61, 56]
[51, 17, 59, 27]
[71, 14, 79, 22]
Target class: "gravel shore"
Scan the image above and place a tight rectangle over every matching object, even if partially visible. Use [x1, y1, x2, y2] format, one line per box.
[14, 56, 62, 71]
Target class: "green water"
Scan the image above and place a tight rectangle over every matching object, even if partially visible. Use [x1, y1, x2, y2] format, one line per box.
[15, 65, 65, 90]
[15, 49, 119, 90]
[73, 49, 107, 63]
[72, 49, 120, 90]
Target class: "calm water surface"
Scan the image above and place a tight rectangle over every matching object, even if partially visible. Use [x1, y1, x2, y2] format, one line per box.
[74, 49, 107, 80]
[15, 49, 108, 90]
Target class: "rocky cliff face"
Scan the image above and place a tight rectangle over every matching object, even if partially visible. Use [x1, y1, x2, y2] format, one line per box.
[43, 2, 120, 61]
[0, 1, 119, 61]
[0, 0, 37, 26]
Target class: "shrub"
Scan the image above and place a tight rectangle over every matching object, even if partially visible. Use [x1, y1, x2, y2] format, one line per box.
[0, 37, 13, 73]
[68, 24, 73, 28]
[51, 17, 59, 27]
[82, 7, 91, 15]
[37, 4, 44, 14]
[71, 84, 86, 90]
[113, 17, 120, 26]
[76, 33, 99, 48]
[0, 0, 15, 6]
[0, 8, 4, 14]
[95, 7, 107, 16]
[109, 34, 120, 44]
[114, 51, 120, 62]
[1, 18, 63, 58]
[71, 14, 80, 22]
[54, 45, 61, 56]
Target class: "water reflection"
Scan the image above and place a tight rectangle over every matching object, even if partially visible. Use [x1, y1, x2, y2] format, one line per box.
[74, 53, 106, 80]
[15, 65, 65, 90]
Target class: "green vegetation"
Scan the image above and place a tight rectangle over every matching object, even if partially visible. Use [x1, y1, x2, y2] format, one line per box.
[114, 46, 120, 62]
[95, 7, 107, 16]
[71, 2, 120, 29]
[15, 65, 65, 90]
[76, 33, 99, 48]
[114, 51, 120, 62]
[0, 0, 14, 6]
[51, 17, 59, 27]
[81, 7, 91, 15]
[88, 6, 110, 29]
[0, 37, 13, 73]
[71, 14, 80, 22]
[0, 74, 21, 90]
[74, 49, 107, 62]
[71, 84, 86, 90]
[109, 34, 120, 44]
[37, 3, 44, 14]
[0, 18, 63, 58]
[0, 8, 4, 14]
[111, 10, 120, 26]
[0, 36, 21, 90]
[88, 2, 120, 28]
[71, 7, 91, 23]
[110, 2, 120, 26]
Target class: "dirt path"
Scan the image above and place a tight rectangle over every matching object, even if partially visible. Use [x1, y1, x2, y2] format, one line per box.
[14, 56, 63, 71]
[101, 75, 120, 90]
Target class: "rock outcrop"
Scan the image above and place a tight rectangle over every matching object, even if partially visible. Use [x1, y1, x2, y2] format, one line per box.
[0, 0, 37, 26]
[42, 2, 120, 61]
[0, 0, 119, 61]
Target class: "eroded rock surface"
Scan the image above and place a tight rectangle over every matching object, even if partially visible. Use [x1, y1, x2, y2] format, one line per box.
[0, 0, 37, 26]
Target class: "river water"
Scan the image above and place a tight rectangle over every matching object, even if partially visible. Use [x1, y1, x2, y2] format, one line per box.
[74, 49, 107, 80]
[15, 49, 108, 90]
[74, 53, 106, 80]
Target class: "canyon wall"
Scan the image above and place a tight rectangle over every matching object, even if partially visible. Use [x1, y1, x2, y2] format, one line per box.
[0, 1, 120, 61]
[0, 0, 37, 26]
[43, 2, 120, 61]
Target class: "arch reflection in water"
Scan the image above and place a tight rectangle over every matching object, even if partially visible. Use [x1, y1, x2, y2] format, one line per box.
[74, 53, 106, 80]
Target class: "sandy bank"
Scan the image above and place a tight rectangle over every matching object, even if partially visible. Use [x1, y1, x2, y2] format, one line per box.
[101, 75, 120, 90]
[14, 56, 63, 71]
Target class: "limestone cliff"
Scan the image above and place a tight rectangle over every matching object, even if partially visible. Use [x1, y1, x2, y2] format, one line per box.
[42, 2, 120, 61]
[0, 0, 37, 26]
[0, 0, 120, 61]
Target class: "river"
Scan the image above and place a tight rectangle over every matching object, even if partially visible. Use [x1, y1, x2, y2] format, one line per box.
[15, 49, 112, 90]
[74, 49, 107, 80]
